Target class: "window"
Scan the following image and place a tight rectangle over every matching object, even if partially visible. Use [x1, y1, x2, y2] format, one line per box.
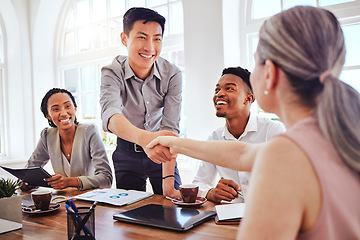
[243, 0, 360, 118]
[0, 23, 5, 157]
[58, 0, 185, 148]
[341, 23, 360, 93]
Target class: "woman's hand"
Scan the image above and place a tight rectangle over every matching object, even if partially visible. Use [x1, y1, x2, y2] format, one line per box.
[45, 174, 71, 189]
[147, 136, 178, 153]
[19, 181, 38, 191]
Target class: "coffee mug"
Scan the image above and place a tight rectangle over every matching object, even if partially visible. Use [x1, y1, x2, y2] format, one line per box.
[179, 184, 199, 203]
[31, 189, 52, 211]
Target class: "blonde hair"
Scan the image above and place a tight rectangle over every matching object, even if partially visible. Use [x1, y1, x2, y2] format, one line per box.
[257, 6, 360, 173]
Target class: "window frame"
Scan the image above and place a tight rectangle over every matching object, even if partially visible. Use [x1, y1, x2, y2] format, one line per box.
[240, 0, 360, 117]
[0, 19, 6, 158]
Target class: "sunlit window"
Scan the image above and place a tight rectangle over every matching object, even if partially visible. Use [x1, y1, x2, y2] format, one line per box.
[59, 0, 185, 147]
[252, 0, 355, 19]
[341, 23, 360, 93]
[243, 0, 360, 119]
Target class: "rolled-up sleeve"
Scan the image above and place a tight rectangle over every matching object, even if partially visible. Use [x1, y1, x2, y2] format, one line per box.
[100, 66, 123, 133]
[161, 71, 182, 134]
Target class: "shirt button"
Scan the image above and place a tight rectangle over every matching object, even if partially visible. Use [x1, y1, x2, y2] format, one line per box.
[145, 123, 149, 126]
[147, 114, 150, 117]
[146, 101, 150, 104]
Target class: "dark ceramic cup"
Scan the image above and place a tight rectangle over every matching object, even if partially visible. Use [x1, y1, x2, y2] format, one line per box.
[31, 189, 52, 211]
[179, 184, 199, 203]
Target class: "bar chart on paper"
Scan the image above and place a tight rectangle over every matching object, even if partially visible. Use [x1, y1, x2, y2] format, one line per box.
[74, 188, 153, 206]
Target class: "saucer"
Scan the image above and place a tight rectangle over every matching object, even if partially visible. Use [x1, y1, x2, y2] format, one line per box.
[22, 203, 61, 214]
[172, 197, 207, 207]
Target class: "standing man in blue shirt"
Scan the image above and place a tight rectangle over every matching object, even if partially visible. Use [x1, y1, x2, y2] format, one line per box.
[100, 7, 182, 194]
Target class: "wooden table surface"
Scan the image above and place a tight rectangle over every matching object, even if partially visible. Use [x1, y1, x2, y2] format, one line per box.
[1, 188, 239, 240]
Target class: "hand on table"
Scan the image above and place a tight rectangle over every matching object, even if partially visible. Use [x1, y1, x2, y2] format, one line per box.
[206, 178, 241, 203]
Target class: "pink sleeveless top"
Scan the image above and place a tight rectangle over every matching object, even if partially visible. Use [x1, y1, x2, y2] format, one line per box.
[282, 118, 360, 240]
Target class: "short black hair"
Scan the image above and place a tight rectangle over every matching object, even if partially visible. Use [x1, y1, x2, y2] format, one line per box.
[40, 88, 78, 128]
[221, 67, 252, 94]
[123, 7, 166, 36]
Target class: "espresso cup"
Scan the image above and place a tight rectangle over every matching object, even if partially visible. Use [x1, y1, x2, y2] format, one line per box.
[179, 184, 199, 203]
[31, 189, 52, 211]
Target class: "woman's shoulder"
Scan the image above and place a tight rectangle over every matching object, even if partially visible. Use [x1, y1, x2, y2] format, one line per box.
[255, 136, 310, 177]
[76, 124, 101, 140]
[40, 127, 58, 137]
[77, 123, 98, 132]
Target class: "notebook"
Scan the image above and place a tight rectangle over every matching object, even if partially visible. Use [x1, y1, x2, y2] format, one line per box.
[214, 203, 245, 225]
[74, 188, 153, 206]
[0, 219, 22, 234]
[113, 204, 216, 231]
[0, 166, 52, 187]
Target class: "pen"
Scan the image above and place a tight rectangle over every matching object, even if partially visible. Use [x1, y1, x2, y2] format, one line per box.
[65, 203, 92, 236]
[71, 201, 98, 240]
[220, 177, 243, 197]
[67, 199, 79, 213]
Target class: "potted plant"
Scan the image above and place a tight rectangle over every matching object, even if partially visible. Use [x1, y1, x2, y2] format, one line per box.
[0, 178, 23, 224]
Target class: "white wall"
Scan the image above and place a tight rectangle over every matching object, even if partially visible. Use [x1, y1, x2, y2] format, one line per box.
[182, 0, 225, 141]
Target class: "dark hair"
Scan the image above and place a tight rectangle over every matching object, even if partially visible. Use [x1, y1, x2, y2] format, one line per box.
[222, 67, 253, 94]
[40, 88, 78, 128]
[123, 7, 166, 36]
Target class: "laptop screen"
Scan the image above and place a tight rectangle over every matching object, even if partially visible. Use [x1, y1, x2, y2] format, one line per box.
[113, 204, 216, 231]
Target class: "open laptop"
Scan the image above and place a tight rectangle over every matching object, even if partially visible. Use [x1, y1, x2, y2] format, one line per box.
[113, 204, 216, 232]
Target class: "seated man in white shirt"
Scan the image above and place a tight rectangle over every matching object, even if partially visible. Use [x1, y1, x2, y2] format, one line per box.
[192, 67, 286, 203]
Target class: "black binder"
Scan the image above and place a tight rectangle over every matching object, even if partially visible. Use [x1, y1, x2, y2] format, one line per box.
[0, 166, 52, 187]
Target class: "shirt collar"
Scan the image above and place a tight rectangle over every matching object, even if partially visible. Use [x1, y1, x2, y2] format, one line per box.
[124, 58, 160, 81]
[222, 112, 258, 140]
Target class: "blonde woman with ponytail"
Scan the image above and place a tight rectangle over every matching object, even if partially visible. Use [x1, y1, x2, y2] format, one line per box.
[147, 6, 360, 240]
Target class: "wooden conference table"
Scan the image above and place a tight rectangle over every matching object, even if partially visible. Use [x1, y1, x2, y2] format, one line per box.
[2, 188, 238, 240]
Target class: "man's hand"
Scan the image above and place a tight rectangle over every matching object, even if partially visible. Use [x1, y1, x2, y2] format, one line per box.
[206, 178, 241, 203]
[140, 131, 178, 164]
[162, 179, 181, 199]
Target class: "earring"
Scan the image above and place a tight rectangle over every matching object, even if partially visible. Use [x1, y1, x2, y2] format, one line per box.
[264, 90, 269, 95]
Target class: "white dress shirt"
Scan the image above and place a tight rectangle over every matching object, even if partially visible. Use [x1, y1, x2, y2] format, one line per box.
[192, 113, 286, 202]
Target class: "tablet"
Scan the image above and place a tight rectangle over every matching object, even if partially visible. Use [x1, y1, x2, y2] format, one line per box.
[0, 166, 52, 187]
[113, 204, 216, 231]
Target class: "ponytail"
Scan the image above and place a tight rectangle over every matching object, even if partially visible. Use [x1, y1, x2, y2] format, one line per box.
[316, 76, 360, 173]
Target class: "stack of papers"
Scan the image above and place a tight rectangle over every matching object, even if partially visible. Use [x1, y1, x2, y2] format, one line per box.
[75, 188, 153, 206]
[214, 203, 246, 225]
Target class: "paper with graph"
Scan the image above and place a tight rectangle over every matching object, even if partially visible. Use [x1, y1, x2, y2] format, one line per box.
[75, 188, 153, 206]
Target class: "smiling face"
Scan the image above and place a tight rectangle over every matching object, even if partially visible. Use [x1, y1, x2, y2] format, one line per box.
[121, 20, 163, 79]
[46, 93, 77, 130]
[213, 74, 253, 119]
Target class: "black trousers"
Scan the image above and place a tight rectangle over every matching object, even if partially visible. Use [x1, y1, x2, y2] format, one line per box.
[112, 138, 182, 195]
